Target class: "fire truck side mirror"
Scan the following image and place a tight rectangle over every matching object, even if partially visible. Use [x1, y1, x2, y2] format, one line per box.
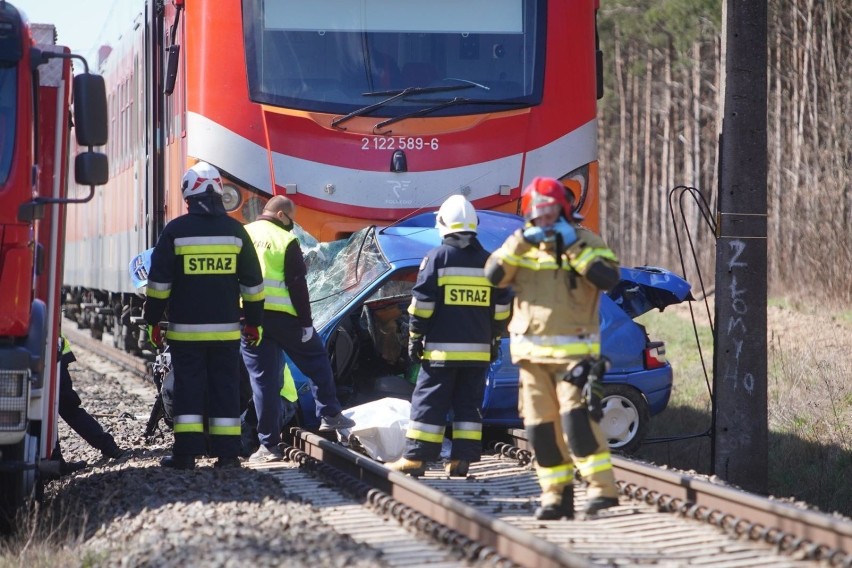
[18, 202, 44, 222]
[72, 73, 108, 147]
[75, 152, 109, 186]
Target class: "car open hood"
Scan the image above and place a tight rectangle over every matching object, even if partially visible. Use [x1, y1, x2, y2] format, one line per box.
[608, 266, 693, 319]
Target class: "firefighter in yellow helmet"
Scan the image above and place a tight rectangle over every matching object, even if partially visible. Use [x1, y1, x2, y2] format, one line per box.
[485, 177, 621, 519]
[387, 195, 511, 477]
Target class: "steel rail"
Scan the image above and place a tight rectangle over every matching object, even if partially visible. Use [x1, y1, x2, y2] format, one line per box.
[506, 428, 852, 564]
[62, 321, 150, 377]
[64, 325, 852, 564]
[289, 428, 590, 568]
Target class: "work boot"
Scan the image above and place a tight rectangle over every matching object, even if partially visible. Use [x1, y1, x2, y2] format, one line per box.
[386, 457, 426, 476]
[214, 457, 241, 469]
[160, 455, 195, 470]
[583, 496, 619, 515]
[534, 486, 574, 520]
[319, 412, 356, 432]
[445, 459, 470, 477]
[59, 460, 88, 476]
[102, 445, 127, 460]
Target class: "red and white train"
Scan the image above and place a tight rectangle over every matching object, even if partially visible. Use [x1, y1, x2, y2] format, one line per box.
[63, 0, 604, 348]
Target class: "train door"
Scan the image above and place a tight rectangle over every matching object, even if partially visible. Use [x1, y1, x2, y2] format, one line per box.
[144, 0, 165, 248]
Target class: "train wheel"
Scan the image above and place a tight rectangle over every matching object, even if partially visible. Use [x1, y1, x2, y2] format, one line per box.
[111, 308, 122, 349]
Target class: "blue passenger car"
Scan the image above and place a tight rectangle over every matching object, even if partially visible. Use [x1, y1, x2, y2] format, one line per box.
[290, 211, 691, 453]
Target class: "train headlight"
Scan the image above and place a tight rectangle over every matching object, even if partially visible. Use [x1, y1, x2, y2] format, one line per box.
[221, 184, 242, 212]
[560, 164, 590, 211]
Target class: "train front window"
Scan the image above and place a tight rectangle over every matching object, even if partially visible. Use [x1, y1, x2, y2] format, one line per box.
[242, 0, 545, 116]
[0, 67, 16, 185]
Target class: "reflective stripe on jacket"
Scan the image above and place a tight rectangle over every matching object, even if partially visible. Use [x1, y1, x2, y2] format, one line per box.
[408, 234, 512, 367]
[486, 226, 618, 364]
[58, 334, 76, 365]
[245, 219, 299, 316]
[143, 199, 265, 341]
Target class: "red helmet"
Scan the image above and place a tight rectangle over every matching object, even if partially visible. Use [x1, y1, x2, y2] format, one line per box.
[520, 177, 581, 221]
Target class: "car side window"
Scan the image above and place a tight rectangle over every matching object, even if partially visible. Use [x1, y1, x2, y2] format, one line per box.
[360, 269, 417, 368]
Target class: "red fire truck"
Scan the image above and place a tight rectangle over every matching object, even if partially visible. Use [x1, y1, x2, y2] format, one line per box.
[0, 2, 108, 529]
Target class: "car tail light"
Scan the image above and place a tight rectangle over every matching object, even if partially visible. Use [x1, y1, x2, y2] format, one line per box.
[644, 341, 667, 369]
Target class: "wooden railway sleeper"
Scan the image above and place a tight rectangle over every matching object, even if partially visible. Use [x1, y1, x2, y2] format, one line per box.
[488, 436, 852, 564]
[280, 441, 519, 567]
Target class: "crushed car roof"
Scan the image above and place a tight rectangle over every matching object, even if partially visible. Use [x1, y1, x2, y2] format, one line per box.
[375, 210, 523, 263]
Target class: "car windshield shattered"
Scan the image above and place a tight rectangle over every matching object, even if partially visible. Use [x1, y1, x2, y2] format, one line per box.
[296, 225, 391, 331]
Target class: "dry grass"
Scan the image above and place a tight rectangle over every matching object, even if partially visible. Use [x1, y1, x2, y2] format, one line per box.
[0, 488, 102, 568]
[634, 296, 852, 516]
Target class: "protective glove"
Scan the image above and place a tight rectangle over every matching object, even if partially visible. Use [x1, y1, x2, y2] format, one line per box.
[408, 338, 424, 363]
[301, 327, 314, 343]
[146, 324, 163, 350]
[552, 218, 578, 247]
[243, 324, 263, 347]
[521, 226, 549, 245]
[490, 337, 501, 362]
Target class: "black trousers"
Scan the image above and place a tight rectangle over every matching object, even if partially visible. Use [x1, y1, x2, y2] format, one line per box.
[58, 360, 118, 454]
[403, 363, 487, 462]
[170, 341, 241, 458]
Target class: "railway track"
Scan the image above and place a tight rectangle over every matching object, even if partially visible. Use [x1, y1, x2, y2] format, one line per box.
[281, 428, 851, 567]
[63, 323, 852, 566]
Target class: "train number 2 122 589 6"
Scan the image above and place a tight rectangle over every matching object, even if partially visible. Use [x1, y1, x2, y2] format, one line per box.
[362, 137, 440, 151]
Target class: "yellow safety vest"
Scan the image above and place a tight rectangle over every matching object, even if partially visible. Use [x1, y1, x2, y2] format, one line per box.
[59, 335, 72, 356]
[245, 220, 298, 316]
[279, 363, 298, 402]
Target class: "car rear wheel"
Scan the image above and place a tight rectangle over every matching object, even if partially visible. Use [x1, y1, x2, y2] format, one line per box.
[600, 384, 650, 454]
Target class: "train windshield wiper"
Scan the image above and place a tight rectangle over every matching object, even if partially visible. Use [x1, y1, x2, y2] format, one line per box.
[373, 97, 528, 132]
[331, 84, 473, 130]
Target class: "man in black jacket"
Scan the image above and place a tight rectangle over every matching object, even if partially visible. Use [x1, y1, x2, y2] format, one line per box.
[143, 162, 265, 470]
[387, 195, 511, 477]
[52, 334, 126, 475]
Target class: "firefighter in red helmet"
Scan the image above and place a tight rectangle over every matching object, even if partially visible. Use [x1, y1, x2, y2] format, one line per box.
[485, 176, 621, 519]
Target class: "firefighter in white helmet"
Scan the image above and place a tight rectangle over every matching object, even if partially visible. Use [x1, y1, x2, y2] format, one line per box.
[143, 161, 265, 470]
[387, 195, 512, 477]
[485, 177, 621, 519]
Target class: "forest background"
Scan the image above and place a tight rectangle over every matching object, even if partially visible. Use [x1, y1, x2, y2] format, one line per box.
[592, 0, 851, 516]
[594, 0, 849, 302]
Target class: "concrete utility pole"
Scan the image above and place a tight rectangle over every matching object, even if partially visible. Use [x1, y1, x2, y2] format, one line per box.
[712, 0, 769, 493]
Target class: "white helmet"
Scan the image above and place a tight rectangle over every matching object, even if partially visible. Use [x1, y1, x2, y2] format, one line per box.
[436, 194, 478, 237]
[182, 161, 224, 199]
